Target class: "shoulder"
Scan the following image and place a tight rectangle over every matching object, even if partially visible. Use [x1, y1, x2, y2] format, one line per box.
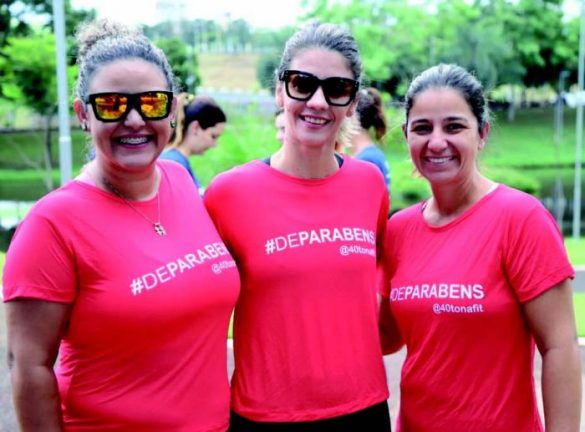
[388, 203, 421, 228]
[30, 181, 88, 216]
[208, 160, 265, 191]
[342, 155, 385, 184]
[491, 184, 548, 220]
[158, 159, 199, 194]
[158, 158, 189, 178]
[159, 148, 181, 160]
[205, 160, 266, 205]
[356, 145, 385, 161]
[13, 182, 92, 240]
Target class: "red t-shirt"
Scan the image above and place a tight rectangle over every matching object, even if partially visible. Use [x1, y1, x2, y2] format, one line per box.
[204, 156, 390, 422]
[3, 161, 240, 431]
[383, 184, 574, 432]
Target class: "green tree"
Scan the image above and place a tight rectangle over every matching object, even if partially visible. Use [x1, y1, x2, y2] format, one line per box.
[494, 0, 569, 88]
[1, 31, 75, 190]
[257, 51, 280, 92]
[0, 0, 51, 48]
[227, 19, 251, 52]
[155, 37, 200, 93]
[432, 0, 523, 90]
[304, 0, 434, 96]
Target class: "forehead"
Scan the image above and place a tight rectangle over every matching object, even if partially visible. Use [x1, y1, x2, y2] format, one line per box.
[289, 47, 353, 79]
[409, 87, 475, 121]
[89, 58, 168, 94]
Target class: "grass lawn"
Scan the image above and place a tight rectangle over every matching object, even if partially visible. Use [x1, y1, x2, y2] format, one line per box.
[573, 293, 585, 338]
[566, 238, 585, 268]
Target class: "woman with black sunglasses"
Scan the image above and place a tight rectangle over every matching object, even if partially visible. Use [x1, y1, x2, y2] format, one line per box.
[205, 21, 391, 431]
[3, 19, 239, 431]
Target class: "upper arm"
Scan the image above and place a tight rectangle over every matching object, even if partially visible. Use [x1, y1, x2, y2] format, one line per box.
[6, 299, 72, 370]
[522, 279, 578, 353]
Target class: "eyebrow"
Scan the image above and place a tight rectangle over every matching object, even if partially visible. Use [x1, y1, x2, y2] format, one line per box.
[410, 116, 469, 125]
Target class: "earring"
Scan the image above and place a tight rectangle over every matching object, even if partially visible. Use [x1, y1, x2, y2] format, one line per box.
[170, 119, 177, 129]
[81, 122, 89, 132]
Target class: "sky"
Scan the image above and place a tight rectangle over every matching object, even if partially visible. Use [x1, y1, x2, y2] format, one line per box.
[70, 0, 305, 29]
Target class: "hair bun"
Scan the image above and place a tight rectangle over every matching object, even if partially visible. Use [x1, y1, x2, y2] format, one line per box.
[76, 18, 139, 60]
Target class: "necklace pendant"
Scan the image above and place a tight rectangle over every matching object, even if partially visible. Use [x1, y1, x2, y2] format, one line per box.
[154, 222, 167, 236]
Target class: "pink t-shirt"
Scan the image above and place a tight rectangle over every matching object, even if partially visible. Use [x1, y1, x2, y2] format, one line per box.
[204, 156, 390, 422]
[383, 184, 574, 432]
[3, 161, 240, 432]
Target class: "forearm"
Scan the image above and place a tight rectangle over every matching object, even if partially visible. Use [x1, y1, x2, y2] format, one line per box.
[379, 296, 403, 355]
[541, 342, 582, 432]
[11, 364, 64, 432]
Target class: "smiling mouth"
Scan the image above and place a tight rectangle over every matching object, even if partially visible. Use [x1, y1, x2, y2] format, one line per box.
[117, 136, 150, 146]
[301, 115, 328, 125]
[425, 156, 456, 164]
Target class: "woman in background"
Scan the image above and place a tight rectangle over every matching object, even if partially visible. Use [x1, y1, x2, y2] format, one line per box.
[351, 87, 390, 188]
[160, 93, 227, 194]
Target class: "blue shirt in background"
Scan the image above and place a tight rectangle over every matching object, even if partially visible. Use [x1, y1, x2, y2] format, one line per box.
[159, 148, 203, 194]
[355, 145, 391, 188]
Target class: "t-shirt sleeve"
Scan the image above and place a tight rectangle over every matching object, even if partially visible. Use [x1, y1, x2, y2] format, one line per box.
[504, 204, 574, 303]
[3, 213, 77, 303]
[203, 180, 220, 226]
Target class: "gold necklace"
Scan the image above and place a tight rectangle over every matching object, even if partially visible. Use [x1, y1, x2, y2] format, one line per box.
[104, 179, 167, 236]
[87, 168, 167, 236]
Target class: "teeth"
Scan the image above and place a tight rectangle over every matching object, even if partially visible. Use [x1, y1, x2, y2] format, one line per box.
[119, 137, 148, 145]
[427, 156, 453, 164]
[303, 116, 327, 125]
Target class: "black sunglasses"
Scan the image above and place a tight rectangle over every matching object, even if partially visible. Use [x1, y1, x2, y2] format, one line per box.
[280, 70, 359, 107]
[87, 91, 173, 122]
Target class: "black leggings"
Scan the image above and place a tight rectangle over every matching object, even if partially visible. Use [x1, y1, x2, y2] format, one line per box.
[229, 401, 391, 432]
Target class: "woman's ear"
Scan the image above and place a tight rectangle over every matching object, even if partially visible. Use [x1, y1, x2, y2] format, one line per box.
[74, 99, 89, 131]
[402, 122, 408, 139]
[479, 122, 490, 150]
[346, 93, 360, 118]
[187, 120, 201, 136]
[275, 82, 284, 108]
[170, 95, 178, 123]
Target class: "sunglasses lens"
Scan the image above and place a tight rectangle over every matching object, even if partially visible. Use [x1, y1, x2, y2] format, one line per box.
[93, 94, 128, 120]
[139, 92, 171, 119]
[323, 78, 356, 106]
[286, 73, 318, 100]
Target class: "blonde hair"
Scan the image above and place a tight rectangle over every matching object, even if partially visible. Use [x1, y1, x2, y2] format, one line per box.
[335, 114, 360, 153]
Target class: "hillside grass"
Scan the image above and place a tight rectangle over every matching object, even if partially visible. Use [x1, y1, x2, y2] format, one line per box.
[198, 53, 261, 90]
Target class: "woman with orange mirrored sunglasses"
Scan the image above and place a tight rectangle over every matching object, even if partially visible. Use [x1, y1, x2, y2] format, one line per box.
[3, 18, 239, 432]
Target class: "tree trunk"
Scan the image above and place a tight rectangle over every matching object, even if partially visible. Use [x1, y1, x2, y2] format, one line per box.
[507, 85, 516, 122]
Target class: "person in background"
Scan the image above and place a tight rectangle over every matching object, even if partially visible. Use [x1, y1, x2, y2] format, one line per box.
[3, 18, 239, 431]
[380, 63, 581, 431]
[351, 87, 390, 188]
[160, 93, 227, 195]
[274, 107, 286, 145]
[205, 21, 391, 431]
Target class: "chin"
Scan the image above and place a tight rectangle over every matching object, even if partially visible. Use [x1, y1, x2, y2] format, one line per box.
[115, 155, 159, 171]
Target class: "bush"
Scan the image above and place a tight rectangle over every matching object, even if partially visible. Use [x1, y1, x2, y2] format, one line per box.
[0, 226, 15, 252]
[482, 165, 542, 196]
[389, 160, 430, 213]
